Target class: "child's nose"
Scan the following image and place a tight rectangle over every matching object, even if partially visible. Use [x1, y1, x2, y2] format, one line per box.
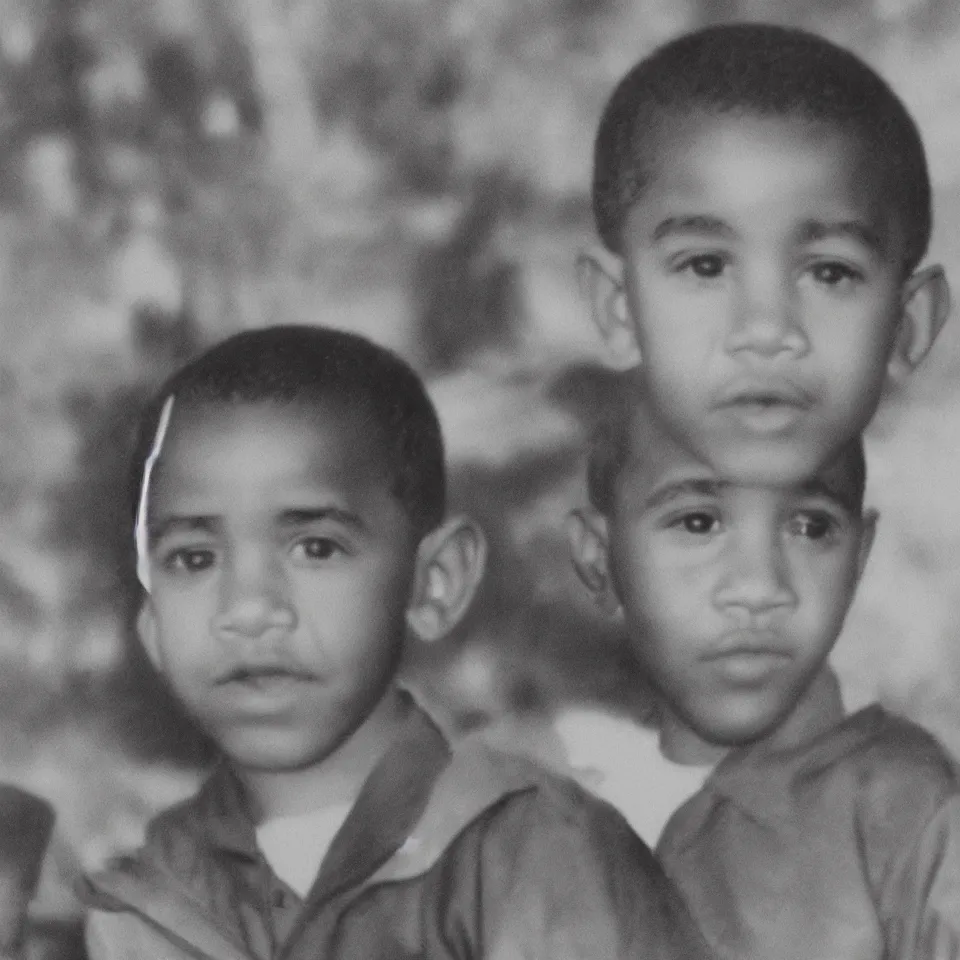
[713, 535, 797, 618]
[212, 555, 297, 640]
[726, 275, 808, 358]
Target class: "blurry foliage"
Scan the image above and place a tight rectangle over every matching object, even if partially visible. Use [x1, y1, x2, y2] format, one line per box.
[313, 0, 463, 193]
[414, 172, 527, 370]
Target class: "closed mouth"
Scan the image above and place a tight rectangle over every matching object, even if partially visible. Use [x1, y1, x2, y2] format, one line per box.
[216, 664, 317, 687]
[716, 382, 813, 411]
[701, 644, 791, 684]
[703, 647, 790, 663]
[703, 631, 790, 662]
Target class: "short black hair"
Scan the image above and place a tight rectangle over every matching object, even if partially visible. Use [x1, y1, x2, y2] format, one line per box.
[586, 373, 866, 516]
[593, 23, 931, 273]
[130, 325, 446, 539]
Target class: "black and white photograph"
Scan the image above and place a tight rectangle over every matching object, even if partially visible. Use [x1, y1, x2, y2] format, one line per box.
[1, 1, 959, 957]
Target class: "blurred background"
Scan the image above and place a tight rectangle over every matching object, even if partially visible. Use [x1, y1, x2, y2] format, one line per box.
[1, 0, 960, 951]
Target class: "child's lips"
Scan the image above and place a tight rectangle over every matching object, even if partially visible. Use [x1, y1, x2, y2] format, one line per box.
[702, 634, 792, 681]
[214, 664, 322, 713]
[706, 628, 790, 656]
[715, 379, 814, 411]
[714, 383, 814, 434]
[215, 662, 318, 689]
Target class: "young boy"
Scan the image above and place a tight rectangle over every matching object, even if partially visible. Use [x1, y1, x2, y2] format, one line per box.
[580, 23, 950, 485]
[79, 326, 712, 960]
[568, 378, 960, 960]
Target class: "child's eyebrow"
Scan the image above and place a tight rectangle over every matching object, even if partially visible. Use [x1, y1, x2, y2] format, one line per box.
[148, 515, 217, 545]
[651, 214, 735, 243]
[796, 478, 858, 513]
[277, 507, 366, 531]
[794, 218, 883, 253]
[148, 507, 367, 545]
[644, 477, 728, 510]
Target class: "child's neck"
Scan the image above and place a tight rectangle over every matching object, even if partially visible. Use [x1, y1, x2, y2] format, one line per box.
[659, 713, 729, 767]
[240, 687, 407, 823]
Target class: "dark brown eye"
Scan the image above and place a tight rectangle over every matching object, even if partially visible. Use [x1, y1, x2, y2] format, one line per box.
[790, 512, 833, 540]
[295, 537, 341, 561]
[164, 548, 216, 573]
[677, 512, 718, 535]
[811, 262, 860, 286]
[688, 255, 725, 278]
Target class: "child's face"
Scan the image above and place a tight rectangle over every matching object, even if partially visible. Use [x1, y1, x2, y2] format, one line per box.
[138, 401, 420, 774]
[604, 414, 871, 748]
[604, 112, 943, 484]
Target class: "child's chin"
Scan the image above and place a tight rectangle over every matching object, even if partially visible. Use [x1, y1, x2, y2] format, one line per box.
[221, 731, 332, 773]
[699, 438, 827, 487]
[692, 701, 790, 749]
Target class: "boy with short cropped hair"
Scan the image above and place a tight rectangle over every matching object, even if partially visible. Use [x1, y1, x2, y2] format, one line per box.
[568, 376, 960, 959]
[80, 326, 711, 960]
[580, 22, 950, 485]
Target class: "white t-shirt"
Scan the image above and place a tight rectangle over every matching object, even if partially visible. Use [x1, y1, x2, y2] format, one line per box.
[551, 707, 714, 846]
[256, 804, 351, 897]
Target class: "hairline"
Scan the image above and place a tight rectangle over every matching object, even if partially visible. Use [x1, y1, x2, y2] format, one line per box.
[605, 104, 919, 276]
[157, 391, 440, 537]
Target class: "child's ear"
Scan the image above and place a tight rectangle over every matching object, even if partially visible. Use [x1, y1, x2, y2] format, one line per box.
[889, 264, 950, 383]
[136, 602, 164, 673]
[856, 509, 879, 580]
[565, 507, 620, 616]
[576, 245, 642, 369]
[406, 515, 487, 643]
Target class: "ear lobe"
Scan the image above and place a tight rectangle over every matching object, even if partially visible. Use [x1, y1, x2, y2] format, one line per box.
[576, 246, 642, 369]
[565, 508, 620, 616]
[406, 516, 487, 644]
[889, 264, 950, 383]
[136, 603, 163, 672]
[856, 508, 879, 580]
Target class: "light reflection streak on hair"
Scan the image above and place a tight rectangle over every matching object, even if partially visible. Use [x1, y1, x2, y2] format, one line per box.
[134, 395, 175, 592]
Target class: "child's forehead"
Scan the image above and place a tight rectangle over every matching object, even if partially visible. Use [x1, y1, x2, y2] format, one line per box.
[150, 399, 392, 505]
[633, 110, 891, 229]
[648, 107, 863, 164]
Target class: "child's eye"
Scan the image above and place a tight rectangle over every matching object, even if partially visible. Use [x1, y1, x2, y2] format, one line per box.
[809, 261, 863, 287]
[162, 548, 217, 574]
[788, 510, 838, 541]
[677, 254, 727, 279]
[670, 511, 720, 535]
[291, 537, 344, 563]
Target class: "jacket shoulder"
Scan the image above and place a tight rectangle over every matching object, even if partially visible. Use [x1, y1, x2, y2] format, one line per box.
[366, 733, 641, 889]
[443, 734, 627, 825]
[830, 709, 960, 882]
[842, 708, 958, 794]
[78, 777, 215, 909]
[427, 739, 713, 960]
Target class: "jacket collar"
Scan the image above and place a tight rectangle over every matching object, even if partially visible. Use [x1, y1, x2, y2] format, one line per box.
[703, 671, 887, 823]
[195, 688, 453, 879]
[303, 691, 451, 905]
[79, 862, 254, 960]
